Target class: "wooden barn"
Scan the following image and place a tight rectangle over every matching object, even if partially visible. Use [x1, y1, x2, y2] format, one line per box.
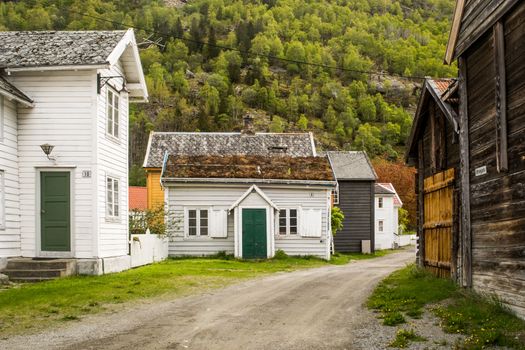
[408, 0, 525, 318]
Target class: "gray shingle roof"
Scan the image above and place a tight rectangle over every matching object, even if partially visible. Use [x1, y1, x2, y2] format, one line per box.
[326, 151, 377, 181]
[144, 132, 316, 168]
[0, 76, 32, 104]
[375, 183, 395, 195]
[0, 31, 126, 68]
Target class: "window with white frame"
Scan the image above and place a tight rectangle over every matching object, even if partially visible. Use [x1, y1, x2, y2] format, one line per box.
[378, 197, 383, 208]
[187, 209, 208, 236]
[0, 170, 4, 229]
[279, 208, 298, 235]
[332, 184, 339, 204]
[107, 88, 120, 139]
[378, 220, 384, 232]
[106, 176, 120, 218]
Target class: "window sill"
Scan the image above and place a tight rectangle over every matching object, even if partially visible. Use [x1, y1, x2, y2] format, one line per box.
[275, 234, 302, 240]
[105, 217, 121, 224]
[105, 133, 121, 145]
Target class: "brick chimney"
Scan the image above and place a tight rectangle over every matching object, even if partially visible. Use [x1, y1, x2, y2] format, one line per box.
[242, 114, 255, 135]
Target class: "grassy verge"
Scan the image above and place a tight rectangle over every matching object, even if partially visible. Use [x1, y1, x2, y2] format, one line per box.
[0, 250, 392, 337]
[330, 248, 397, 265]
[367, 264, 525, 349]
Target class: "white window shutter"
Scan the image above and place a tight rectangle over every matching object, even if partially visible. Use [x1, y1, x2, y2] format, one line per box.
[300, 209, 322, 237]
[210, 209, 228, 238]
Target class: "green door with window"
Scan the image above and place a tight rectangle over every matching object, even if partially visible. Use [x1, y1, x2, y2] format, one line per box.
[41, 172, 71, 252]
[242, 209, 267, 259]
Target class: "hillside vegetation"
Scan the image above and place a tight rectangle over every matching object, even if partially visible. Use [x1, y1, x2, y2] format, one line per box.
[0, 0, 456, 170]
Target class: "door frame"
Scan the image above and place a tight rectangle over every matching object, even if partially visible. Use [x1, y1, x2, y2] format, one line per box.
[36, 167, 75, 258]
[237, 206, 274, 259]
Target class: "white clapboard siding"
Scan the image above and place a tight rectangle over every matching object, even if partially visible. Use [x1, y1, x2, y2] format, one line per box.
[12, 70, 96, 258]
[0, 97, 21, 257]
[374, 195, 396, 250]
[97, 62, 130, 258]
[166, 184, 330, 258]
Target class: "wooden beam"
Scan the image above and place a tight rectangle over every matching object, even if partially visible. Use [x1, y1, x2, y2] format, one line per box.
[417, 140, 425, 268]
[444, 0, 466, 64]
[458, 57, 472, 288]
[493, 21, 508, 172]
[430, 105, 437, 173]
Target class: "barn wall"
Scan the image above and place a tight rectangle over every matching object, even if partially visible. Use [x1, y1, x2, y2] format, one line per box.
[463, 1, 525, 318]
[333, 180, 374, 253]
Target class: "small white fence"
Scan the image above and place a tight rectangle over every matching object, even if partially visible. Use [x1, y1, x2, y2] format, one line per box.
[396, 234, 417, 247]
[130, 230, 169, 268]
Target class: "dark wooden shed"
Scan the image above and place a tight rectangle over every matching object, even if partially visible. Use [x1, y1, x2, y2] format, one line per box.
[326, 151, 377, 253]
[410, 0, 525, 318]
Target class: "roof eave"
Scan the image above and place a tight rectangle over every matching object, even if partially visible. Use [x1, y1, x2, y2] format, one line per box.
[5, 63, 109, 73]
[161, 177, 337, 187]
[106, 29, 149, 102]
[0, 89, 33, 107]
[444, 0, 466, 65]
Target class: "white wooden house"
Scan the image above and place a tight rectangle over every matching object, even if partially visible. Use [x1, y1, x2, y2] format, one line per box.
[160, 154, 335, 260]
[374, 183, 403, 250]
[0, 30, 147, 275]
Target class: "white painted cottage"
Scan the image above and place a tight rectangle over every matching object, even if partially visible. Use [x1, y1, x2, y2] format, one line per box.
[160, 154, 335, 260]
[374, 183, 403, 250]
[0, 30, 148, 274]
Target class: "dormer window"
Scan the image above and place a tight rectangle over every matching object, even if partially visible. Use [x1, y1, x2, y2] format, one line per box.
[107, 88, 120, 139]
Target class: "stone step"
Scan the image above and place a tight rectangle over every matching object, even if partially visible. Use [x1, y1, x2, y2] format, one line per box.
[9, 276, 57, 283]
[2, 269, 66, 278]
[6, 259, 74, 272]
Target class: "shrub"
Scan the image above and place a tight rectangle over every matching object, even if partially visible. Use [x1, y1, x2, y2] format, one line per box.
[273, 249, 289, 260]
[331, 206, 344, 236]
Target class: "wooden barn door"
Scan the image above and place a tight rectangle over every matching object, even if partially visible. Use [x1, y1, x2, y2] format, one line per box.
[423, 168, 454, 277]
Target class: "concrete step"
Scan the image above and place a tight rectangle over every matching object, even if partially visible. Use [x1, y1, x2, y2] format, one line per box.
[6, 259, 71, 271]
[9, 276, 57, 283]
[2, 269, 66, 278]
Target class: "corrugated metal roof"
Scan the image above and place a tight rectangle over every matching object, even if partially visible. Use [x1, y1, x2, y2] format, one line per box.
[144, 132, 316, 168]
[0, 31, 126, 68]
[325, 151, 377, 181]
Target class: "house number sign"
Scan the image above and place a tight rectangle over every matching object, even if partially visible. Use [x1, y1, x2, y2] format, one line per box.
[474, 166, 487, 177]
[82, 170, 92, 178]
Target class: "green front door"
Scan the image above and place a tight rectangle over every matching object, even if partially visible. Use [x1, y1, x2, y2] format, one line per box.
[242, 209, 267, 259]
[41, 172, 71, 252]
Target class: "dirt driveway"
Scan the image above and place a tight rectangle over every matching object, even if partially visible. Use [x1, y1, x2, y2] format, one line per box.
[3, 250, 414, 350]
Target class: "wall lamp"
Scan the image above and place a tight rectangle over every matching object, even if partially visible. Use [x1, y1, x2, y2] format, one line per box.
[40, 143, 56, 161]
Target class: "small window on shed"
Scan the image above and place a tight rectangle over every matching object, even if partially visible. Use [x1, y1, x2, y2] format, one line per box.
[332, 184, 339, 205]
[378, 220, 384, 232]
[378, 197, 383, 208]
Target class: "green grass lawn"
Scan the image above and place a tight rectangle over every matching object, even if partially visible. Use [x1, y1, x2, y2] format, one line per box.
[0, 250, 395, 337]
[367, 265, 525, 349]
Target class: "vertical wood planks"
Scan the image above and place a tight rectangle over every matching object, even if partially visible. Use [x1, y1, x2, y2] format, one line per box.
[493, 21, 508, 172]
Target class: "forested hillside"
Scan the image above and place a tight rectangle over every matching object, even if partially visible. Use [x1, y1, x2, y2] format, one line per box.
[0, 0, 456, 170]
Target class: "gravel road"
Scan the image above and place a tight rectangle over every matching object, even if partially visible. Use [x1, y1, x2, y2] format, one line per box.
[2, 249, 414, 350]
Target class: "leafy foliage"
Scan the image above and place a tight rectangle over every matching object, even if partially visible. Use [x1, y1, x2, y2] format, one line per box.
[0, 0, 457, 166]
[331, 206, 344, 236]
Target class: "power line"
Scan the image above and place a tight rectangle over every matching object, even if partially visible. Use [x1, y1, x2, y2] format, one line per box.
[69, 10, 427, 81]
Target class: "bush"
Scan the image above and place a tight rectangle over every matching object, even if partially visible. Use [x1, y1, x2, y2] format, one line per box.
[273, 249, 289, 260]
[331, 206, 344, 236]
[129, 205, 169, 236]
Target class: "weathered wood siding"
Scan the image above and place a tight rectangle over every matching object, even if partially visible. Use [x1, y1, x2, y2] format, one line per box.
[334, 181, 374, 253]
[0, 97, 21, 257]
[12, 70, 96, 258]
[97, 62, 130, 258]
[455, 0, 520, 58]
[462, 1, 525, 317]
[166, 184, 330, 259]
